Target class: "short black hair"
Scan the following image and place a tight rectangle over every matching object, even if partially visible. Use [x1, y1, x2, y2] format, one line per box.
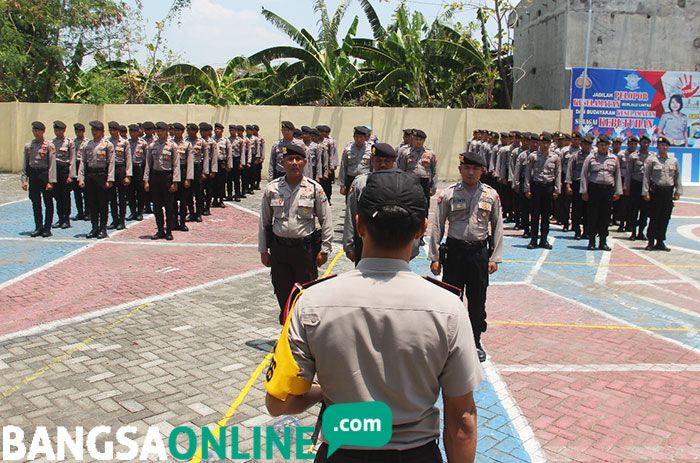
[668, 94, 683, 111]
[359, 206, 421, 250]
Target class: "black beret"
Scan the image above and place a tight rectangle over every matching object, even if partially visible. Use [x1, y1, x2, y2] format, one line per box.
[640, 134, 651, 142]
[246, 124, 254, 130]
[186, 123, 198, 131]
[32, 121, 45, 130]
[128, 123, 140, 131]
[571, 132, 581, 139]
[309, 128, 320, 136]
[108, 121, 120, 130]
[301, 125, 313, 133]
[371, 143, 397, 158]
[316, 125, 330, 132]
[89, 120, 104, 130]
[540, 132, 553, 141]
[228, 124, 237, 129]
[198, 122, 208, 130]
[510, 131, 521, 137]
[628, 136, 639, 142]
[142, 121, 155, 130]
[460, 151, 486, 167]
[155, 121, 169, 130]
[281, 121, 295, 130]
[403, 128, 413, 135]
[172, 122, 185, 130]
[53, 120, 66, 129]
[359, 171, 426, 225]
[354, 125, 370, 135]
[500, 132, 509, 137]
[293, 128, 303, 137]
[214, 122, 224, 129]
[612, 136, 623, 143]
[412, 129, 427, 139]
[657, 136, 671, 145]
[236, 125, 245, 131]
[73, 123, 85, 131]
[282, 143, 306, 157]
[252, 124, 259, 130]
[581, 135, 594, 144]
[597, 134, 610, 144]
[119, 125, 127, 132]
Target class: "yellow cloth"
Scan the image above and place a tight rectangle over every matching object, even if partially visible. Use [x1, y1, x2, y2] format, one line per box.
[265, 288, 312, 400]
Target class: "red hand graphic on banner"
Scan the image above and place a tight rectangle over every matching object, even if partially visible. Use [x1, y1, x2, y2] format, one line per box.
[675, 74, 699, 98]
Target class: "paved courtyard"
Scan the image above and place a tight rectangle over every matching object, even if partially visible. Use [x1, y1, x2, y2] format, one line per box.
[0, 173, 699, 462]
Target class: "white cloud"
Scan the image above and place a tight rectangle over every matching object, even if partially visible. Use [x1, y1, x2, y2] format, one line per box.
[164, 0, 293, 67]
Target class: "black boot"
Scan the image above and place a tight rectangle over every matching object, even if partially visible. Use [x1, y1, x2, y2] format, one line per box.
[599, 239, 611, 251]
[587, 239, 596, 250]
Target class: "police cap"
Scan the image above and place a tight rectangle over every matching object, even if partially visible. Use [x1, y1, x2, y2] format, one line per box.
[119, 125, 127, 132]
[628, 135, 639, 142]
[228, 124, 237, 129]
[581, 134, 594, 144]
[316, 125, 330, 133]
[540, 132, 553, 142]
[358, 170, 426, 226]
[74, 123, 85, 131]
[309, 127, 320, 136]
[31, 121, 45, 130]
[500, 131, 509, 138]
[53, 120, 66, 129]
[172, 122, 185, 131]
[597, 134, 610, 144]
[89, 120, 104, 130]
[236, 125, 245, 131]
[403, 128, 413, 135]
[108, 121, 120, 130]
[371, 143, 397, 158]
[612, 136, 623, 143]
[214, 122, 224, 129]
[128, 123, 140, 131]
[640, 134, 651, 142]
[155, 121, 169, 130]
[412, 129, 427, 139]
[246, 124, 254, 130]
[571, 132, 582, 139]
[353, 125, 370, 136]
[186, 123, 199, 131]
[142, 121, 155, 130]
[460, 151, 486, 167]
[657, 136, 671, 146]
[301, 125, 313, 133]
[282, 143, 306, 158]
[281, 121, 295, 130]
[198, 122, 208, 130]
[293, 128, 302, 137]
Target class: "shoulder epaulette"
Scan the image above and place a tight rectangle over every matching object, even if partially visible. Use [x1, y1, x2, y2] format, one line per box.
[423, 276, 463, 298]
[281, 274, 338, 324]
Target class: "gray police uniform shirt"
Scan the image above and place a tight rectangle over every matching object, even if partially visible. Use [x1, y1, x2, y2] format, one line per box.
[268, 138, 306, 180]
[339, 141, 372, 187]
[258, 176, 333, 254]
[565, 149, 589, 184]
[77, 138, 116, 182]
[429, 181, 504, 263]
[580, 151, 623, 195]
[326, 136, 339, 170]
[21, 139, 57, 183]
[513, 149, 530, 191]
[129, 138, 148, 166]
[186, 135, 209, 175]
[203, 136, 219, 174]
[508, 146, 521, 185]
[51, 136, 76, 178]
[303, 141, 320, 179]
[624, 151, 652, 192]
[642, 154, 683, 197]
[109, 136, 133, 177]
[524, 150, 562, 194]
[658, 112, 688, 146]
[174, 138, 195, 181]
[288, 258, 484, 450]
[214, 136, 233, 169]
[144, 139, 181, 182]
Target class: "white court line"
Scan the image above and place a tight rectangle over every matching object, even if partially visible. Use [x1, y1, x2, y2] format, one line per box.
[524, 238, 554, 285]
[611, 279, 684, 285]
[0, 267, 269, 344]
[677, 224, 700, 242]
[0, 236, 257, 248]
[498, 363, 700, 373]
[231, 203, 260, 217]
[0, 198, 29, 207]
[615, 240, 700, 290]
[530, 283, 700, 355]
[593, 238, 613, 284]
[482, 359, 546, 463]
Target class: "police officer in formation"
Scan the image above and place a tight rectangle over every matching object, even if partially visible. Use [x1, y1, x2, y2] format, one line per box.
[107, 121, 132, 230]
[185, 123, 208, 221]
[144, 121, 180, 240]
[338, 126, 372, 197]
[565, 133, 591, 240]
[77, 121, 114, 239]
[21, 121, 57, 237]
[71, 123, 89, 222]
[127, 123, 148, 221]
[523, 132, 561, 249]
[626, 135, 652, 241]
[397, 129, 438, 214]
[51, 121, 75, 229]
[269, 121, 306, 181]
[172, 123, 194, 231]
[258, 143, 333, 324]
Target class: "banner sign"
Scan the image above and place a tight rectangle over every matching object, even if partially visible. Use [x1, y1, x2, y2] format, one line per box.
[570, 67, 700, 184]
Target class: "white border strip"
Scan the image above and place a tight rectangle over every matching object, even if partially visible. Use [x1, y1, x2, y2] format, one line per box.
[0, 236, 257, 248]
[615, 240, 700, 290]
[0, 198, 29, 207]
[594, 238, 613, 284]
[498, 363, 700, 373]
[482, 359, 546, 463]
[525, 238, 555, 285]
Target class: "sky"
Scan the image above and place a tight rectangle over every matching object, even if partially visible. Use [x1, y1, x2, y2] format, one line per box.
[128, 0, 488, 67]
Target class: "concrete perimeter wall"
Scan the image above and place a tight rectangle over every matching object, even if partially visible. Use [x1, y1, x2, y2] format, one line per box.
[1, 103, 572, 181]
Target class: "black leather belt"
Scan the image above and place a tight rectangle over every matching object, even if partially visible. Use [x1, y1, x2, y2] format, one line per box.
[273, 230, 319, 246]
[446, 237, 487, 250]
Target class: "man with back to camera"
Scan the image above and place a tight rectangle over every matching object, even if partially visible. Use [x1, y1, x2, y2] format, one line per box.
[265, 169, 483, 463]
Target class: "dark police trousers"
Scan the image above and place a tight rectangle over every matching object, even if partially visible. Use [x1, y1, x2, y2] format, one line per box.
[228, 157, 242, 198]
[28, 167, 54, 231]
[516, 183, 530, 234]
[344, 175, 356, 202]
[570, 180, 587, 236]
[315, 441, 442, 463]
[586, 182, 614, 240]
[628, 179, 649, 235]
[175, 164, 190, 226]
[150, 170, 175, 232]
[73, 160, 88, 217]
[85, 168, 110, 232]
[204, 174, 216, 211]
[189, 163, 204, 218]
[269, 231, 321, 313]
[419, 177, 432, 217]
[529, 182, 554, 244]
[647, 185, 674, 242]
[54, 163, 72, 224]
[129, 163, 145, 216]
[216, 160, 228, 201]
[110, 165, 129, 224]
[442, 238, 489, 343]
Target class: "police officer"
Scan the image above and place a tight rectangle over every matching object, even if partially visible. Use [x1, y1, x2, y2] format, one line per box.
[186, 123, 208, 221]
[251, 124, 265, 190]
[51, 120, 75, 229]
[227, 124, 242, 201]
[580, 134, 622, 251]
[643, 136, 683, 251]
[172, 123, 194, 231]
[398, 129, 438, 213]
[622, 135, 639, 233]
[565, 133, 591, 240]
[269, 121, 305, 181]
[71, 122, 89, 221]
[343, 143, 401, 264]
[212, 122, 232, 208]
[524, 132, 561, 249]
[242, 124, 256, 195]
[513, 133, 537, 239]
[339, 126, 372, 196]
[127, 123, 148, 221]
[144, 121, 180, 240]
[258, 143, 332, 324]
[625, 134, 652, 241]
[265, 170, 482, 463]
[315, 125, 335, 203]
[107, 121, 132, 230]
[78, 121, 115, 239]
[21, 121, 56, 237]
[141, 121, 156, 214]
[611, 136, 628, 232]
[430, 150, 504, 362]
[199, 122, 218, 215]
[396, 127, 412, 155]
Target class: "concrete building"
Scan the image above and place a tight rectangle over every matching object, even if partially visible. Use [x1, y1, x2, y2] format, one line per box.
[512, 0, 700, 109]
